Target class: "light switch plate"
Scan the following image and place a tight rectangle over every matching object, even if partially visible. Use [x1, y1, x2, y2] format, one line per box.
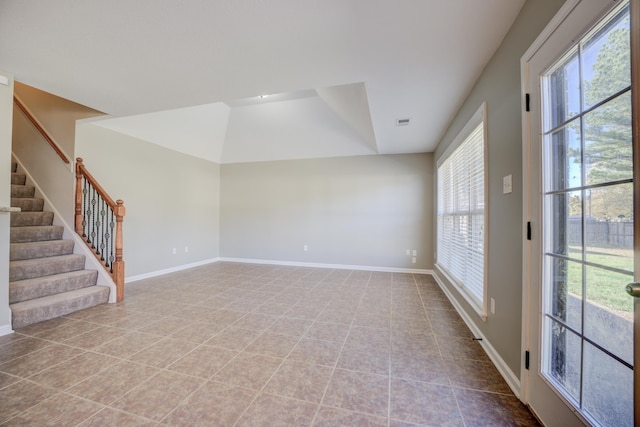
[503, 174, 512, 194]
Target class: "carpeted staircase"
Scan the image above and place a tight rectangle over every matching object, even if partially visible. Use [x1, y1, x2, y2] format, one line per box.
[9, 161, 109, 329]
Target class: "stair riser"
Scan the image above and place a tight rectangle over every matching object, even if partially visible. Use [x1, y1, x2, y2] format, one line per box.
[9, 255, 86, 281]
[11, 185, 35, 198]
[10, 270, 99, 304]
[10, 212, 54, 227]
[11, 198, 44, 212]
[11, 173, 26, 185]
[11, 286, 110, 329]
[10, 226, 64, 243]
[10, 240, 75, 261]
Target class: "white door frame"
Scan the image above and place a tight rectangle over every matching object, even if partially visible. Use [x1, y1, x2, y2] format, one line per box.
[629, 0, 640, 424]
[520, 0, 583, 403]
[520, 0, 628, 424]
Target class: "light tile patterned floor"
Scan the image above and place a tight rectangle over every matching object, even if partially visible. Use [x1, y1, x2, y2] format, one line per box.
[0, 262, 540, 426]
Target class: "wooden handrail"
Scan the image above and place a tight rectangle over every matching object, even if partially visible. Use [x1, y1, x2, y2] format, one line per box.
[75, 158, 126, 302]
[76, 159, 118, 210]
[13, 94, 70, 164]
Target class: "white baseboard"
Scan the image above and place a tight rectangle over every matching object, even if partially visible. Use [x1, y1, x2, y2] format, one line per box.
[126, 256, 433, 283]
[0, 324, 14, 337]
[128, 257, 432, 283]
[218, 257, 433, 275]
[432, 272, 522, 399]
[126, 258, 220, 283]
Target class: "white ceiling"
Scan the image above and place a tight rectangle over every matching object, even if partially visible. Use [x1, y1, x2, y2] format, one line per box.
[0, 0, 525, 163]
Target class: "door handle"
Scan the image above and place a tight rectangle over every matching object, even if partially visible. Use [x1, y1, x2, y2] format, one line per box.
[625, 283, 640, 298]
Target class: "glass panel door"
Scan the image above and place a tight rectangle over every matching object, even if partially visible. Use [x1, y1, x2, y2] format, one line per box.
[540, 3, 633, 425]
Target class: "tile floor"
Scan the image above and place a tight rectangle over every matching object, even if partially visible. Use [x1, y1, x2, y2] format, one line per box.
[0, 262, 540, 426]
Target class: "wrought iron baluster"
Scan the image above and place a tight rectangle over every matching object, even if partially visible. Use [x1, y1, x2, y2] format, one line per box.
[90, 185, 97, 249]
[105, 209, 113, 269]
[100, 199, 109, 263]
[99, 198, 106, 261]
[109, 209, 115, 273]
[74, 158, 126, 302]
[95, 195, 101, 256]
[82, 178, 88, 238]
[85, 182, 93, 245]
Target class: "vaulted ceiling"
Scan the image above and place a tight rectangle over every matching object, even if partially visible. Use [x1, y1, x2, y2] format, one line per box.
[0, 0, 525, 163]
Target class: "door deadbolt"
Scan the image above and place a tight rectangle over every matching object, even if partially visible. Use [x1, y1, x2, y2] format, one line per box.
[625, 283, 640, 298]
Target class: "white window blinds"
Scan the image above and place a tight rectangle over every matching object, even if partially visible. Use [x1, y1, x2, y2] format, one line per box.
[437, 104, 487, 313]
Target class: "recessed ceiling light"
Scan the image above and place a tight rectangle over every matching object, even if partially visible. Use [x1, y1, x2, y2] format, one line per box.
[396, 118, 411, 126]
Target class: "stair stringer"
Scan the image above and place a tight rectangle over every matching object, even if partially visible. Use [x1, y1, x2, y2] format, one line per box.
[11, 155, 117, 303]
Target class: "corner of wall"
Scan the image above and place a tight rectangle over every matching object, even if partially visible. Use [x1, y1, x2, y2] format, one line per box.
[0, 69, 14, 331]
[0, 324, 14, 337]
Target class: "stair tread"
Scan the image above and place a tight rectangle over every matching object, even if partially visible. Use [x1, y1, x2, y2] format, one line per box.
[11, 173, 26, 185]
[10, 269, 98, 285]
[10, 270, 99, 304]
[10, 254, 86, 281]
[11, 286, 110, 329]
[10, 225, 64, 243]
[10, 211, 54, 227]
[11, 184, 35, 198]
[11, 225, 63, 230]
[10, 239, 72, 247]
[10, 197, 44, 212]
[11, 286, 108, 310]
[10, 197, 42, 202]
[10, 240, 75, 261]
[10, 253, 85, 267]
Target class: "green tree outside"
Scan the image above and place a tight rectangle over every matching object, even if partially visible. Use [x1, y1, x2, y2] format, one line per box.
[583, 17, 632, 221]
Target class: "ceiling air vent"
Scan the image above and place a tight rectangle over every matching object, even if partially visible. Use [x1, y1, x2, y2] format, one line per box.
[396, 118, 411, 127]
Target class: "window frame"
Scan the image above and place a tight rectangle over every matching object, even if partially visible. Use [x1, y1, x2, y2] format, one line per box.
[436, 102, 489, 318]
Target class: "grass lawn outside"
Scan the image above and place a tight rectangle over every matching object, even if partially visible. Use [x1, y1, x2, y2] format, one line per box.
[564, 246, 633, 316]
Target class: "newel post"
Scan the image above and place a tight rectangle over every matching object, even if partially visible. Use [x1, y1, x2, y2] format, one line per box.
[74, 158, 84, 236]
[113, 200, 126, 302]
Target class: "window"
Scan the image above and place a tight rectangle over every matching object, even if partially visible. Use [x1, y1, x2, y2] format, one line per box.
[436, 103, 487, 316]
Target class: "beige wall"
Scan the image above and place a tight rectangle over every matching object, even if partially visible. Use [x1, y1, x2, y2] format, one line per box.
[12, 82, 105, 227]
[220, 154, 433, 270]
[14, 82, 103, 161]
[13, 81, 432, 280]
[75, 123, 221, 278]
[12, 108, 76, 224]
[433, 0, 564, 378]
[0, 70, 13, 333]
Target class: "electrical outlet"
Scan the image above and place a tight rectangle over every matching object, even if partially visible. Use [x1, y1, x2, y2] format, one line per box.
[172, 248, 176, 255]
[406, 249, 411, 256]
[184, 246, 189, 253]
[411, 257, 416, 264]
[303, 245, 308, 252]
[491, 298, 496, 314]
[412, 249, 417, 256]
